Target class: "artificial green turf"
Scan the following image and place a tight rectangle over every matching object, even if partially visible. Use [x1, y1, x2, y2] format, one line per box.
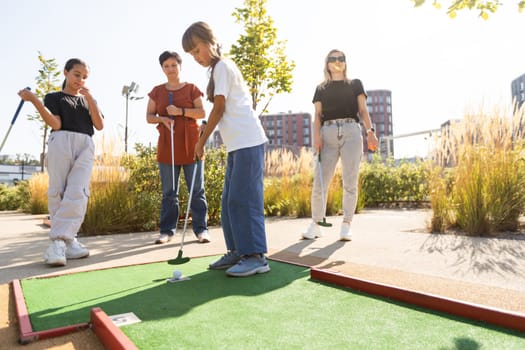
[22, 257, 525, 349]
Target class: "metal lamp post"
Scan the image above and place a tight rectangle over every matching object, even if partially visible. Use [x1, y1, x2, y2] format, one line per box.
[121, 82, 144, 153]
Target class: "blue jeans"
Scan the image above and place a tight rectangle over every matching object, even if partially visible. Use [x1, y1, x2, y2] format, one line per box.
[158, 161, 208, 236]
[221, 144, 267, 256]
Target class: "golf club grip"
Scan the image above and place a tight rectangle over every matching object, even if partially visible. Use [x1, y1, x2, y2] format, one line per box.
[194, 128, 205, 162]
[10, 87, 30, 124]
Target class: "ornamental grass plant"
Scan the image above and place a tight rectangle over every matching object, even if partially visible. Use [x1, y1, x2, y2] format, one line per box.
[26, 172, 48, 214]
[430, 106, 525, 235]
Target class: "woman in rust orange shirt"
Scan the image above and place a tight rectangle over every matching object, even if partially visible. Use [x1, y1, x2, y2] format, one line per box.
[146, 51, 209, 245]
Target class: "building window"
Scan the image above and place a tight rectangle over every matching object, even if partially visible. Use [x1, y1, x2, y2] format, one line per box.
[303, 115, 310, 124]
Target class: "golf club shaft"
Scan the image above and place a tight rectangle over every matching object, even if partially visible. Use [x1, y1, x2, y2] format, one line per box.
[169, 92, 175, 192]
[170, 124, 175, 191]
[180, 161, 198, 250]
[0, 98, 26, 153]
[318, 153, 327, 220]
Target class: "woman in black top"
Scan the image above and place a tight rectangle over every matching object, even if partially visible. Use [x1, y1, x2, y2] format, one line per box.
[303, 49, 378, 241]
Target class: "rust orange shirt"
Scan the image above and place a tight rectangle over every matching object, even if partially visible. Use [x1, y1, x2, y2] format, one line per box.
[148, 83, 203, 164]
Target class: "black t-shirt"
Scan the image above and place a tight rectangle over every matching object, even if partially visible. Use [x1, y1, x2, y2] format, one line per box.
[312, 79, 366, 123]
[44, 91, 96, 136]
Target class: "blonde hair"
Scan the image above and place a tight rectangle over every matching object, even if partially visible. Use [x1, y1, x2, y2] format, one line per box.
[182, 21, 222, 102]
[320, 49, 350, 89]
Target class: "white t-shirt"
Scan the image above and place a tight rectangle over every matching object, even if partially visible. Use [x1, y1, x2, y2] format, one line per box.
[213, 59, 268, 152]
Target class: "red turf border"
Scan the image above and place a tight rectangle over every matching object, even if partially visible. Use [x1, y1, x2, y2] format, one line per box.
[12, 277, 138, 348]
[90, 307, 139, 350]
[12, 279, 90, 344]
[310, 267, 525, 334]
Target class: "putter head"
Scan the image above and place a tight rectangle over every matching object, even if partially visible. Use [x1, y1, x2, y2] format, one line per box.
[167, 250, 191, 265]
[317, 219, 333, 227]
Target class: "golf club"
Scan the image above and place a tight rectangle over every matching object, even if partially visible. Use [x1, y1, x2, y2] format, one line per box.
[168, 160, 198, 265]
[0, 87, 30, 153]
[317, 153, 332, 227]
[169, 92, 176, 192]
[168, 121, 181, 234]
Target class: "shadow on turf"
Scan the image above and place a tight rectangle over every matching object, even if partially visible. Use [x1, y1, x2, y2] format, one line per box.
[311, 277, 525, 341]
[21, 257, 525, 346]
[23, 258, 311, 331]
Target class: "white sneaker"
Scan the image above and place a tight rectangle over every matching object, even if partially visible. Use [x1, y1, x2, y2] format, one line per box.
[155, 233, 172, 244]
[302, 221, 322, 239]
[340, 222, 352, 241]
[66, 238, 90, 259]
[44, 240, 67, 266]
[197, 230, 210, 243]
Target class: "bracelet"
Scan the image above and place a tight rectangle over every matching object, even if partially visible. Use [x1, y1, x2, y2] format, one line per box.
[181, 107, 185, 117]
[366, 127, 375, 134]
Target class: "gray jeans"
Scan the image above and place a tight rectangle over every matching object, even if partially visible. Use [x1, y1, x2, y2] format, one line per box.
[311, 121, 363, 223]
[47, 131, 94, 241]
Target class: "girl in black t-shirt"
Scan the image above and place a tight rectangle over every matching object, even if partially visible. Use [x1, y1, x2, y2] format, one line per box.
[18, 58, 103, 266]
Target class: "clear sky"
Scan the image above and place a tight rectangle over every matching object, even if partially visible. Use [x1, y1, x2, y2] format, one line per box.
[1, 0, 524, 159]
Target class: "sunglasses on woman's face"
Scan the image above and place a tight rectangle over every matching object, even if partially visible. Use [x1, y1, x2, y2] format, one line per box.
[327, 56, 346, 63]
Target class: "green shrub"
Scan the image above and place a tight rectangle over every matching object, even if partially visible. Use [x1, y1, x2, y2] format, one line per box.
[0, 183, 23, 210]
[359, 156, 429, 207]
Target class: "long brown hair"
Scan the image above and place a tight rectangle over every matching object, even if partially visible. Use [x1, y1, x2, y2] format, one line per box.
[182, 21, 222, 102]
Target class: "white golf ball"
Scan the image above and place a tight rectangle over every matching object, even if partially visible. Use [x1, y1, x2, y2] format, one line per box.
[172, 270, 182, 280]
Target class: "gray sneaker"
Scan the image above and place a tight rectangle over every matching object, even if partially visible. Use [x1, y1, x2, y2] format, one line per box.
[209, 252, 241, 270]
[226, 254, 270, 277]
